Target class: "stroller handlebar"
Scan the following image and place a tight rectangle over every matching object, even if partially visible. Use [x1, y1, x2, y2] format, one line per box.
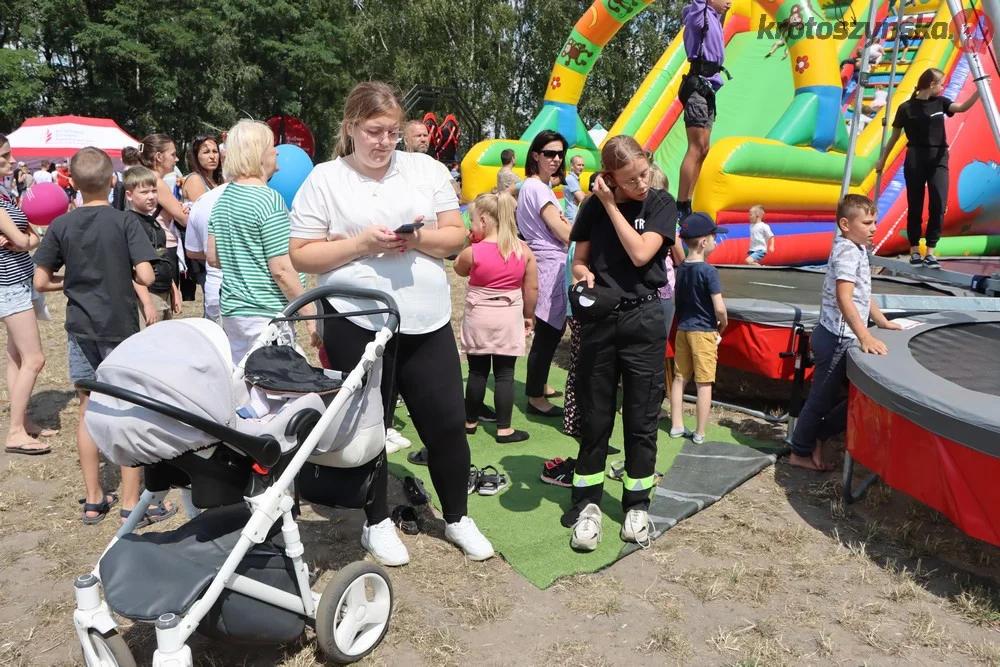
[76, 379, 283, 469]
[281, 286, 401, 334]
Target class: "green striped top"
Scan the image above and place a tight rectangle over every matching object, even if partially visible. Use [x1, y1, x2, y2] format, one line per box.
[208, 182, 303, 318]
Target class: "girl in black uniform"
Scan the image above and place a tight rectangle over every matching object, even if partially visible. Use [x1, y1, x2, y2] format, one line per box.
[562, 136, 677, 552]
[875, 67, 982, 268]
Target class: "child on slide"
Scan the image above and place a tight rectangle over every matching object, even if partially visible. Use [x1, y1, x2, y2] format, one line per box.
[744, 205, 775, 265]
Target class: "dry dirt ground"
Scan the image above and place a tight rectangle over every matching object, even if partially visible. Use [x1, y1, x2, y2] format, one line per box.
[2, 271, 1000, 666]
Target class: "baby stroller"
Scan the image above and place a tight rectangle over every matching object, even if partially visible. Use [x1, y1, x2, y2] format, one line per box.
[72, 286, 399, 666]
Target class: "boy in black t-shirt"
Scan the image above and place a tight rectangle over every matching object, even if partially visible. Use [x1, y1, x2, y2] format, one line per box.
[123, 166, 182, 324]
[34, 147, 176, 528]
[670, 213, 728, 445]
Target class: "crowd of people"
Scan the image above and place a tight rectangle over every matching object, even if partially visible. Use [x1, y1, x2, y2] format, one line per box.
[0, 1, 982, 559]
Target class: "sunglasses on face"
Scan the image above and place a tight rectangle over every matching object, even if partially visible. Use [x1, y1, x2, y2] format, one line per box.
[540, 149, 565, 160]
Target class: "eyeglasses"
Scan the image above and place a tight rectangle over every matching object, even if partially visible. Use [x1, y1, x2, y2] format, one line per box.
[620, 169, 651, 189]
[540, 149, 565, 160]
[361, 127, 401, 144]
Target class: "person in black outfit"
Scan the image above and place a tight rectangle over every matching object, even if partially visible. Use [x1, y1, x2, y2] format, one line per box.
[562, 135, 677, 552]
[875, 67, 982, 268]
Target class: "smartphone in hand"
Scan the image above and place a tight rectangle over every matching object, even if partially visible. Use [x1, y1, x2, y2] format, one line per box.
[394, 222, 425, 234]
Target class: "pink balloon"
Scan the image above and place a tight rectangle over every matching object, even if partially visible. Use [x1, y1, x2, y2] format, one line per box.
[20, 182, 70, 227]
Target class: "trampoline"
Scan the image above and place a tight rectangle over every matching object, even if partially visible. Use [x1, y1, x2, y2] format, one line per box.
[715, 266, 977, 382]
[845, 311, 1000, 547]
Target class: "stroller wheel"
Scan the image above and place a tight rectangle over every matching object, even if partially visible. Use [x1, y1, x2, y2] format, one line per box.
[316, 561, 393, 663]
[83, 629, 136, 667]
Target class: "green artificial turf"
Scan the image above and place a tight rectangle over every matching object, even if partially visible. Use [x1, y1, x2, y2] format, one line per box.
[388, 361, 781, 589]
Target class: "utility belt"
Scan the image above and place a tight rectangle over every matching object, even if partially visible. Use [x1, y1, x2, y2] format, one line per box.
[617, 293, 658, 312]
[687, 58, 730, 79]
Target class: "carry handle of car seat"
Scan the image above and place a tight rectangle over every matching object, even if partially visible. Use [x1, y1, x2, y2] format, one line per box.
[75, 379, 282, 468]
[280, 286, 401, 334]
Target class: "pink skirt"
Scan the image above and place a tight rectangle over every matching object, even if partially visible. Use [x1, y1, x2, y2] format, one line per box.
[460, 286, 525, 357]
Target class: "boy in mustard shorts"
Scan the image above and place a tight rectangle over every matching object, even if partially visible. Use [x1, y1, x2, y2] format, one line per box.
[669, 213, 728, 444]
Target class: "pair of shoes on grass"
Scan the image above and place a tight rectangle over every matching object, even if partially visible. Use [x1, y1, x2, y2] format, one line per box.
[569, 504, 653, 552]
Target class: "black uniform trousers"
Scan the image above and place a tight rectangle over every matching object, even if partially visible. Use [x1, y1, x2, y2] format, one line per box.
[903, 147, 949, 249]
[561, 298, 666, 526]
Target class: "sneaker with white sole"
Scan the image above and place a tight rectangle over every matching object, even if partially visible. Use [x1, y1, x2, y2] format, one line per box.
[620, 508, 651, 548]
[361, 518, 410, 566]
[385, 428, 411, 454]
[445, 516, 495, 561]
[571, 503, 603, 552]
[692, 432, 705, 445]
[669, 427, 693, 439]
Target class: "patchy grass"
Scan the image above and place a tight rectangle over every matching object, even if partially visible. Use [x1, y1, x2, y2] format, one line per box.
[637, 624, 692, 659]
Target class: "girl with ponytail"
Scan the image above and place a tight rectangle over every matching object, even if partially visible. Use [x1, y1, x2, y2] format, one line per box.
[455, 192, 538, 443]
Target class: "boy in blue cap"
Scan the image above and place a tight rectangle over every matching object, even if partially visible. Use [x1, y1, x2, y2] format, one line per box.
[678, 0, 731, 220]
[670, 213, 728, 444]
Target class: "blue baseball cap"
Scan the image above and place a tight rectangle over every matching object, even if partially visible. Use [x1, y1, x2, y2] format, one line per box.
[679, 212, 728, 239]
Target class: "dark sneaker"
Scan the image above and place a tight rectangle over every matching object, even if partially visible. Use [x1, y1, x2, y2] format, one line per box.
[923, 254, 941, 268]
[909, 253, 923, 265]
[479, 405, 498, 423]
[541, 457, 575, 487]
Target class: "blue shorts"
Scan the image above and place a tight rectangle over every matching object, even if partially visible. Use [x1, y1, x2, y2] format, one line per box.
[747, 249, 767, 263]
[67, 334, 119, 385]
[0, 278, 33, 319]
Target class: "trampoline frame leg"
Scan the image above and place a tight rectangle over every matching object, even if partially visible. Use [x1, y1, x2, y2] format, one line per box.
[842, 451, 880, 507]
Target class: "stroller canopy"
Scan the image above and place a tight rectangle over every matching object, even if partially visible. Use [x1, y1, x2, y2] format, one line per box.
[86, 320, 250, 466]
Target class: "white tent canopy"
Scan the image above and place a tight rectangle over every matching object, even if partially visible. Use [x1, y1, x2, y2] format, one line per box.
[7, 115, 140, 168]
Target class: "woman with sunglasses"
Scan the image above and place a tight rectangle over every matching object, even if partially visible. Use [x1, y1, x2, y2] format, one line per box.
[562, 135, 677, 552]
[289, 81, 494, 566]
[516, 130, 573, 417]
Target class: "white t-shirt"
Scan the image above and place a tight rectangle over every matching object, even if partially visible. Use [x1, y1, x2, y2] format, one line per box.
[819, 235, 872, 339]
[32, 170, 53, 184]
[186, 183, 229, 320]
[748, 221, 775, 253]
[289, 151, 459, 335]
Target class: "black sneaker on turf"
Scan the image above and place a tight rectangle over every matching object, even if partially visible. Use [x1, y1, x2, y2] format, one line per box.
[909, 253, 923, 265]
[923, 254, 941, 268]
[541, 458, 575, 487]
[479, 405, 498, 423]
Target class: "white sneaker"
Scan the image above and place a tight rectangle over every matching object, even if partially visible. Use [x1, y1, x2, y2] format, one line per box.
[692, 432, 705, 445]
[444, 516, 494, 561]
[385, 428, 411, 454]
[571, 504, 603, 552]
[620, 508, 652, 548]
[361, 518, 410, 567]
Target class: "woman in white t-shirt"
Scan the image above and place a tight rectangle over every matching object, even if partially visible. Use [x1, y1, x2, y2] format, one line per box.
[289, 81, 494, 566]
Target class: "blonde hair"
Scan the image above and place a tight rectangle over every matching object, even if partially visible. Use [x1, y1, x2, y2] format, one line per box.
[601, 135, 647, 171]
[472, 192, 522, 261]
[335, 82, 405, 158]
[649, 163, 668, 190]
[122, 165, 158, 191]
[749, 205, 765, 221]
[222, 120, 274, 181]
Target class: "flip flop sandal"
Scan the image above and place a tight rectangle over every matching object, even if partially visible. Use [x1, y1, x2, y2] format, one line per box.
[5, 440, 52, 456]
[403, 476, 430, 505]
[121, 502, 178, 529]
[407, 447, 429, 467]
[79, 491, 118, 525]
[468, 465, 481, 495]
[391, 505, 419, 535]
[477, 465, 509, 496]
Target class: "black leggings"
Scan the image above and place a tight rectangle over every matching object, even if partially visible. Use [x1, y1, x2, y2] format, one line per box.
[321, 305, 470, 524]
[466, 355, 517, 428]
[903, 147, 948, 250]
[525, 318, 565, 397]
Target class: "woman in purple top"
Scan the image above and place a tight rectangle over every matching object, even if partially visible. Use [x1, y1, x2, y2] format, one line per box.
[516, 130, 573, 417]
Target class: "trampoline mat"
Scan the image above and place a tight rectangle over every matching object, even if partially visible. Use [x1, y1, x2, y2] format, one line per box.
[718, 267, 955, 302]
[909, 322, 1000, 396]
